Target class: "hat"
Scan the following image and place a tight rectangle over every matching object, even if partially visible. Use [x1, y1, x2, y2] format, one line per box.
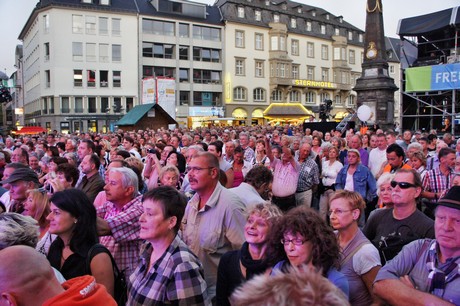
[437, 186, 460, 210]
[347, 149, 361, 158]
[1, 168, 39, 185]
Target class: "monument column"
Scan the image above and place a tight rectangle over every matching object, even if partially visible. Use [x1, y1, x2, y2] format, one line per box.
[353, 0, 398, 129]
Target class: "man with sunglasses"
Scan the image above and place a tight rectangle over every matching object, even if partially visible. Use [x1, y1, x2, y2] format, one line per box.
[364, 169, 434, 264]
[373, 186, 460, 305]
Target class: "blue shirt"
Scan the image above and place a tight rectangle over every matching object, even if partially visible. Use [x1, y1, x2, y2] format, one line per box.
[335, 163, 377, 201]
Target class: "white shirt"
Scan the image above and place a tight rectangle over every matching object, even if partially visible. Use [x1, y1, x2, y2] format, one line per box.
[231, 182, 265, 208]
[368, 147, 387, 178]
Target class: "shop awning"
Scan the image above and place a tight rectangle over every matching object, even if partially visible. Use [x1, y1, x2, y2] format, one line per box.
[263, 103, 314, 117]
[14, 126, 46, 135]
[116, 103, 155, 125]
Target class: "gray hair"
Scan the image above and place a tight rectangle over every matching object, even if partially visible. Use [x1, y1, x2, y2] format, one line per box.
[407, 142, 423, 153]
[108, 167, 139, 197]
[0, 213, 39, 250]
[377, 172, 395, 196]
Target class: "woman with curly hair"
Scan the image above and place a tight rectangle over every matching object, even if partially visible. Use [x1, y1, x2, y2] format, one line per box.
[268, 206, 349, 297]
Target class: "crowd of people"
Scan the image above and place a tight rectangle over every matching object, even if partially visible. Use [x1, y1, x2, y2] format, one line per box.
[0, 123, 459, 305]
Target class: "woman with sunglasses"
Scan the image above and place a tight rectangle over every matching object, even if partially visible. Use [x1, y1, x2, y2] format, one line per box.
[329, 190, 381, 306]
[268, 205, 349, 297]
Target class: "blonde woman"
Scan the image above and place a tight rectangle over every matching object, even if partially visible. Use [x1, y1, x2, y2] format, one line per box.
[319, 146, 343, 221]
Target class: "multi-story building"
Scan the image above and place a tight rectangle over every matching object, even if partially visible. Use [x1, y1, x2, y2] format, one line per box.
[216, 0, 365, 125]
[18, 0, 140, 133]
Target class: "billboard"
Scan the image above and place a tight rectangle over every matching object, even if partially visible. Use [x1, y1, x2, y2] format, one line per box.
[406, 63, 460, 92]
[142, 77, 156, 104]
[141, 77, 176, 119]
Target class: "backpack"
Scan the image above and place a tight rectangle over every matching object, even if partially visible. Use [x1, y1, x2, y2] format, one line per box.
[377, 224, 419, 265]
[86, 244, 128, 306]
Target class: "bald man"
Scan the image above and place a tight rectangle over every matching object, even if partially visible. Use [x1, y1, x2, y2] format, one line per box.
[0, 245, 116, 305]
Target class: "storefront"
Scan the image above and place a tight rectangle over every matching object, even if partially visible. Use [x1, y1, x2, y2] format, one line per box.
[263, 103, 314, 125]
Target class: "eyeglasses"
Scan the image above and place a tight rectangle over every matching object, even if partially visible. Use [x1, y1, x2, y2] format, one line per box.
[186, 166, 214, 173]
[280, 238, 306, 246]
[390, 181, 417, 189]
[328, 209, 353, 216]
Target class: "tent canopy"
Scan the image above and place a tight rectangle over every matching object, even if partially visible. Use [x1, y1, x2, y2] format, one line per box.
[14, 126, 46, 135]
[397, 7, 460, 36]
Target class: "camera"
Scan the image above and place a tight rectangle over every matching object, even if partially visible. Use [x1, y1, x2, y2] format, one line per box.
[147, 148, 157, 154]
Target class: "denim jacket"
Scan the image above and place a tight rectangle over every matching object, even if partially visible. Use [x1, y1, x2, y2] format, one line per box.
[335, 164, 377, 201]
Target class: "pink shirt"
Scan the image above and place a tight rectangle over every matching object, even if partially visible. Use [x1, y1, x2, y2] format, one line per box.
[271, 159, 299, 197]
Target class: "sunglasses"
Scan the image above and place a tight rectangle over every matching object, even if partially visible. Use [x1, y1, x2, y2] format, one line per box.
[390, 181, 417, 189]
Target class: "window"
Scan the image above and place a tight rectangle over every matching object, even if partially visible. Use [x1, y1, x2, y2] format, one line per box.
[307, 66, 314, 79]
[172, 2, 182, 13]
[265, 0, 269, 5]
[211, 71, 221, 83]
[45, 70, 50, 88]
[235, 59, 245, 76]
[273, 14, 279, 23]
[291, 39, 299, 56]
[179, 23, 189, 37]
[340, 71, 349, 84]
[112, 44, 121, 62]
[75, 97, 83, 113]
[145, 43, 174, 59]
[277, 63, 286, 77]
[43, 15, 50, 33]
[99, 44, 109, 62]
[142, 19, 174, 36]
[359, 34, 363, 42]
[349, 50, 355, 64]
[335, 28, 340, 36]
[113, 97, 122, 112]
[179, 69, 189, 82]
[44, 43, 50, 61]
[280, 36, 285, 51]
[100, 0, 110, 5]
[390, 65, 395, 74]
[100, 70, 108, 87]
[255, 60, 264, 77]
[271, 90, 282, 101]
[73, 70, 83, 87]
[88, 97, 97, 113]
[43, 98, 48, 115]
[291, 18, 296, 28]
[321, 68, 329, 81]
[235, 30, 244, 48]
[238, 7, 245, 18]
[253, 88, 265, 101]
[321, 24, 326, 34]
[179, 91, 189, 105]
[48, 99, 54, 114]
[334, 47, 341, 60]
[179, 46, 189, 60]
[271, 36, 278, 51]
[306, 21, 312, 32]
[193, 69, 218, 84]
[99, 17, 108, 35]
[307, 42, 314, 58]
[154, 67, 175, 78]
[72, 15, 83, 33]
[297, 7, 302, 13]
[326, 14, 330, 20]
[113, 71, 121, 87]
[211, 50, 220, 62]
[86, 16, 96, 34]
[87, 70, 96, 87]
[292, 65, 299, 78]
[112, 18, 121, 35]
[233, 87, 247, 101]
[100, 97, 109, 113]
[311, 10, 316, 17]
[321, 45, 328, 60]
[86, 43, 96, 61]
[201, 49, 211, 62]
[192, 25, 221, 41]
[348, 95, 355, 106]
[306, 91, 315, 103]
[335, 95, 342, 105]
[255, 33, 263, 50]
[290, 90, 300, 102]
[255, 10, 261, 21]
[62, 97, 70, 113]
[320, 92, 330, 102]
[348, 31, 353, 40]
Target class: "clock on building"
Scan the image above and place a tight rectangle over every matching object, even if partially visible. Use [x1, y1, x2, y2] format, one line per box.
[366, 42, 377, 59]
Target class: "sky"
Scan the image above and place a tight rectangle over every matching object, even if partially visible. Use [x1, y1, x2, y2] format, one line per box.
[0, 0, 458, 76]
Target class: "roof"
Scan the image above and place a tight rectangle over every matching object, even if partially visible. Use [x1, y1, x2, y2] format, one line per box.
[263, 103, 313, 117]
[116, 103, 155, 125]
[14, 126, 47, 135]
[397, 6, 460, 36]
[116, 103, 177, 126]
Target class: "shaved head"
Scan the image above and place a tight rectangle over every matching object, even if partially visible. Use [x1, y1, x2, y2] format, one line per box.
[0, 245, 63, 305]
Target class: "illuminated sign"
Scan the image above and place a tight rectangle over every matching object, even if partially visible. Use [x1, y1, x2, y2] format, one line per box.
[293, 79, 337, 89]
[406, 63, 460, 92]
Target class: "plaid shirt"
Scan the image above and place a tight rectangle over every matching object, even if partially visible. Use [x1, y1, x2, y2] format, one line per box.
[297, 157, 320, 192]
[97, 195, 143, 277]
[127, 236, 209, 305]
[422, 168, 454, 203]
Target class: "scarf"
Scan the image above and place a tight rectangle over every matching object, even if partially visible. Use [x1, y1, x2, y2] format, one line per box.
[240, 242, 269, 279]
[426, 241, 460, 298]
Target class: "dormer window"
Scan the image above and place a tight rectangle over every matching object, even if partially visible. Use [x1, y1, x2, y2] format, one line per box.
[82, 0, 92, 3]
[321, 24, 326, 34]
[297, 7, 302, 13]
[238, 7, 245, 18]
[335, 28, 340, 36]
[274, 14, 279, 23]
[348, 31, 353, 40]
[311, 10, 316, 17]
[326, 14, 329, 20]
[100, 0, 110, 4]
[339, 16, 343, 23]
[265, 0, 270, 6]
[291, 18, 296, 28]
[306, 21, 312, 31]
[255, 10, 261, 21]
[359, 33, 363, 42]
[282, 3, 287, 10]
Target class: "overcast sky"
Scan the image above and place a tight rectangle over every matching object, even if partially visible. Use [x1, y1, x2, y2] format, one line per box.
[0, 0, 457, 76]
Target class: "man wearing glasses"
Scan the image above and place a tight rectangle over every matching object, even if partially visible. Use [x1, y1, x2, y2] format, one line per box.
[373, 186, 460, 305]
[181, 152, 246, 302]
[364, 169, 434, 264]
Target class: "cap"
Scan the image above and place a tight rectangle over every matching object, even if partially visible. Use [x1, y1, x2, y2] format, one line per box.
[347, 149, 361, 158]
[1, 168, 39, 185]
[437, 186, 460, 210]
